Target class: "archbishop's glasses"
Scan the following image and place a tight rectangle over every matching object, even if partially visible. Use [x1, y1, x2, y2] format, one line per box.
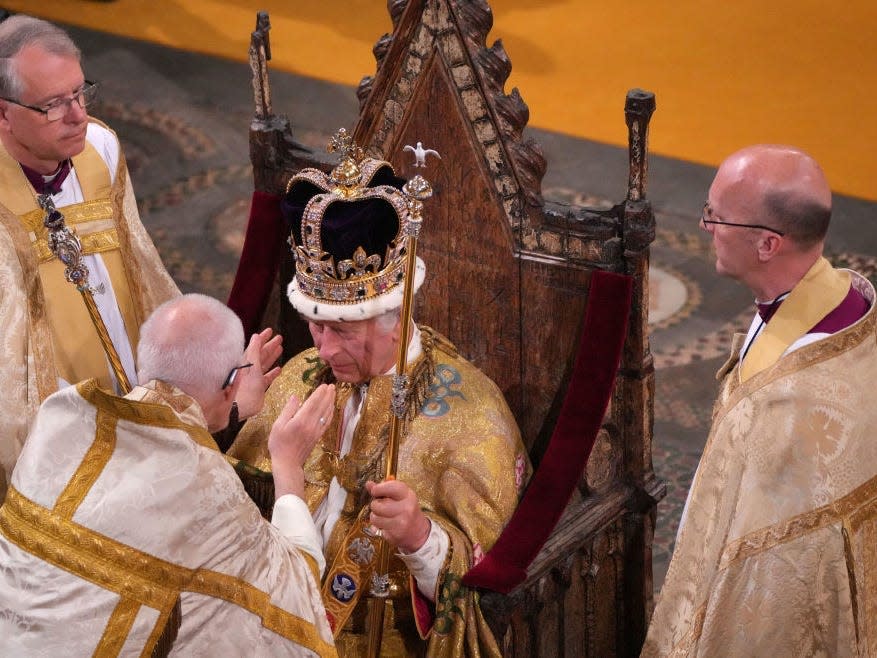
[222, 363, 253, 390]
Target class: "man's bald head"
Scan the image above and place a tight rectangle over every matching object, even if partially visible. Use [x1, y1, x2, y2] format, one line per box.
[711, 145, 832, 249]
[137, 294, 244, 400]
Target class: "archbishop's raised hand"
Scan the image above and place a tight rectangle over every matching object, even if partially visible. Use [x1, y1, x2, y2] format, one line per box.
[268, 383, 335, 499]
[235, 328, 283, 419]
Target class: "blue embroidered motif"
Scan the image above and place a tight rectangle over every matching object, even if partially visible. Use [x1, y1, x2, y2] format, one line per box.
[331, 573, 357, 602]
[421, 363, 466, 417]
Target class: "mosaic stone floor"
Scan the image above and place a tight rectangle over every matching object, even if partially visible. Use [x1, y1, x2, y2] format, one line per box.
[65, 24, 877, 594]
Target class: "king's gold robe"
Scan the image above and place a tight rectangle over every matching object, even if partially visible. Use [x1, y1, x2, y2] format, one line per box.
[643, 270, 877, 657]
[0, 379, 335, 656]
[230, 327, 530, 657]
[0, 119, 179, 501]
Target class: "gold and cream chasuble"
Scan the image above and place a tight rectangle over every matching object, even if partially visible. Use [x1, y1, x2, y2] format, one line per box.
[643, 268, 877, 657]
[0, 380, 336, 657]
[0, 119, 179, 500]
[231, 327, 530, 657]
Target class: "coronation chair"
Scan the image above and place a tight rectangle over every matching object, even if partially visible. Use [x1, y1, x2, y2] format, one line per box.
[229, 3, 664, 655]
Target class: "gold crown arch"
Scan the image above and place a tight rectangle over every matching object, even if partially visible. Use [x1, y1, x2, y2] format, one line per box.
[288, 130, 414, 308]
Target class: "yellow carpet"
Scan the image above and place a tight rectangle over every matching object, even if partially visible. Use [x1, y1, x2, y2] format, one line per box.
[9, 0, 877, 200]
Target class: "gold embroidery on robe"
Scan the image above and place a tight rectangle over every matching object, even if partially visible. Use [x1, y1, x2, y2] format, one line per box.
[0, 381, 335, 656]
[230, 326, 530, 657]
[644, 271, 877, 657]
[0, 119, 180, 502]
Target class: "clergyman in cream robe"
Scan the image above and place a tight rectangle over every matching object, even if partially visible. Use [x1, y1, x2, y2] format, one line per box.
[0, 118, 179, 500]
[0, 379, 336, 657]
[642, 269, 877, 657]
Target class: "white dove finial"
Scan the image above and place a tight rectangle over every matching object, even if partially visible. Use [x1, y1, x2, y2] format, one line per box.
[403, 142, 441, 168]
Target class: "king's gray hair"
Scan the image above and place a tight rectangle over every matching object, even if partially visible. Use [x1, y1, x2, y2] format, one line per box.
[373, 307, 402, 334]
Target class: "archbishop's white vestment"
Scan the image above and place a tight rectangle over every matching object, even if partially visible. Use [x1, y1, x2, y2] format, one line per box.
[0, 380, 336, 657]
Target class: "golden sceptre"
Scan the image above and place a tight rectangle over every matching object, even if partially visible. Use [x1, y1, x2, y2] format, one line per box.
[365, 142, 438, 657]
[37, 194, 132, 394]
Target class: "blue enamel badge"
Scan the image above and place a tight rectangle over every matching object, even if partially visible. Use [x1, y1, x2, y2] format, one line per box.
[331, 573, 357, 602]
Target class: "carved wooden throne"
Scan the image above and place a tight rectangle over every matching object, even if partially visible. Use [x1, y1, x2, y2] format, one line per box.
[234, 2, 664, 655]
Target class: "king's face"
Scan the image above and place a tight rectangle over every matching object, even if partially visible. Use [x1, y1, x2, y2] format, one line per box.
[308, 316, 400, 384]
